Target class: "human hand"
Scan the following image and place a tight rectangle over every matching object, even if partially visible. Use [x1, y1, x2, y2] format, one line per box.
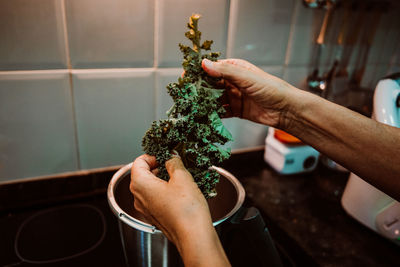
[130, 154, 230, 266]
[130, 154, 212, 245]
[202, 58, 298, 129]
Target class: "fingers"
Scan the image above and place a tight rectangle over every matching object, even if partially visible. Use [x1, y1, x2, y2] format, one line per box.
[202, 58, 261, 80]
[165, 156, 194, 183]
[132, 154, 158, 174]
[228, 89, 244, 118]
[130, 154, 165, 193]
[151, 168, 159, 176]
[202, 59, 223, 78]
[202, 59, 271, 97]
[220, 80, 244, 118]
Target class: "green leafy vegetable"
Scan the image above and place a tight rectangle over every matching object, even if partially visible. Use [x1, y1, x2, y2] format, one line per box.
[142, 14, 232, 198]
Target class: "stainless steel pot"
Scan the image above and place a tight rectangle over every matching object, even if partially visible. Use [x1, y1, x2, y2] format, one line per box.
[107, 163, 245, 267]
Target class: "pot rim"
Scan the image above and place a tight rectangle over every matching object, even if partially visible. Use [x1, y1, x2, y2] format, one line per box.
[107, 163, 245, 234]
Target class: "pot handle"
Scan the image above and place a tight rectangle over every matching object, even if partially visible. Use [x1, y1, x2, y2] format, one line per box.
[220, 206, 283, 267]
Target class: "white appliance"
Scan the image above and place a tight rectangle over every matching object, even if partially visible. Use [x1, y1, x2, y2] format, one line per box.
[264, 127, 320, 174]
[341, 75, 400, 245]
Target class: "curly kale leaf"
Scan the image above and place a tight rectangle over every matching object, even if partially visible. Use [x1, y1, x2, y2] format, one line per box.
[142, 14, 232, 198]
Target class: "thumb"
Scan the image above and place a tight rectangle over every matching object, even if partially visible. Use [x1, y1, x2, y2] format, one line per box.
[202, 59, 267, 90]
[202, 58, 265, 78]
[202, 58, 243, 80]
[165, 155, 194, 183]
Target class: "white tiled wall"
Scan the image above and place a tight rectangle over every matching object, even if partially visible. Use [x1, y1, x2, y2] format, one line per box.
[0, 0, 399, 181]
[155, 68, 181, 120]
[0, 0, 67, 70]
[229, 0, 294, 66]
[72, 69, 155, 169]
[286, 1, 325, 67]
[0, 71, 78, 180]
[158, 0, 229, 67]
[65, 0, 155, 68]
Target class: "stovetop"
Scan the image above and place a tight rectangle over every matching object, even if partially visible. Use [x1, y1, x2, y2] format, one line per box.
[2, 150, 398, 266]
[1, 194, 126, 267]
[1, 193, 300, 267]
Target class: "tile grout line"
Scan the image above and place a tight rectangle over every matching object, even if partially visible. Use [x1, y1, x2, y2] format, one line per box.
[283, 0, 300, 78]
[67, 73, 81, 170]
[60, 0, 72, 69]
[61, 0, 81, 170]
[153, 0, 160, 68]
[154, 71, 159, 120]
[0, 67, 185, 75]
[226, 0, 238, 58]
[153, 0, 160, 121]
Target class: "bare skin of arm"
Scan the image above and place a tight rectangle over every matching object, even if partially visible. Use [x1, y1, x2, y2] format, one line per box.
[130, 154, 231, 267]
[286, 90, 400, 200]
[129, 58, 399, 267]
[202, 58, 400, 201]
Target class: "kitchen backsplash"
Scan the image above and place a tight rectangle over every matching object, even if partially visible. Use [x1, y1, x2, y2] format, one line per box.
[1, 0, 399, 182]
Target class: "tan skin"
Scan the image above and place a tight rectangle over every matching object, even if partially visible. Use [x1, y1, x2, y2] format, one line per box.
[131, 58, 400, 267]
[131, 155, 230, 267]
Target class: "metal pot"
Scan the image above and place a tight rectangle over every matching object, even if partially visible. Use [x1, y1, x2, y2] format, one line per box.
[108, 163, 283, 267]
[108, 163, 245, 266]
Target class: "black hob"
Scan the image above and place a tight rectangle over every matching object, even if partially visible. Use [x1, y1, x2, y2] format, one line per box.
[1, 194, 300, 267]
[3, 150, 399, 266]
[1, 194, 126, 267]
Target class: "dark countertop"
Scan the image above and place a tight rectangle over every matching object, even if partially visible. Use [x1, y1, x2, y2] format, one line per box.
[221, 150, 400, 267]
[1, 150, 399, 266]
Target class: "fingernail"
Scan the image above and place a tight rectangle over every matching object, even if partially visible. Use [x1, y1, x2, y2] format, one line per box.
[203, 58, 214, 69]
[171, 150, 181, 159]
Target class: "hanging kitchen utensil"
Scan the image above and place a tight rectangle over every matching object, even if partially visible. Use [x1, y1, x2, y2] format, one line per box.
[307, 0, 335, 94]
[320, 1, 352, 98]
[324, 1, 366, 101]
[303, 0, 324, 9]
[318, 1, 362, 171]
[349, 3, 382, 89]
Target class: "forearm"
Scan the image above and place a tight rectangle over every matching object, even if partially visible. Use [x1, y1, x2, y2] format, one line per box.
[175, 221, 230, 267]
[283, 88, 400, 201]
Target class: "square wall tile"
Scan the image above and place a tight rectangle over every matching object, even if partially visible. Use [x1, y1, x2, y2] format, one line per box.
[72, 70, 155, 169]
[155, 68, 182, 120]
[0, 71, 78, 181]
[286, 1, 328, 67]
[229, 0, 294, 66]
[65, 0, 154, 68]
[0, 0, 67, 70]
[158, 0, 229, 67]
[223, 118, 267, 151]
